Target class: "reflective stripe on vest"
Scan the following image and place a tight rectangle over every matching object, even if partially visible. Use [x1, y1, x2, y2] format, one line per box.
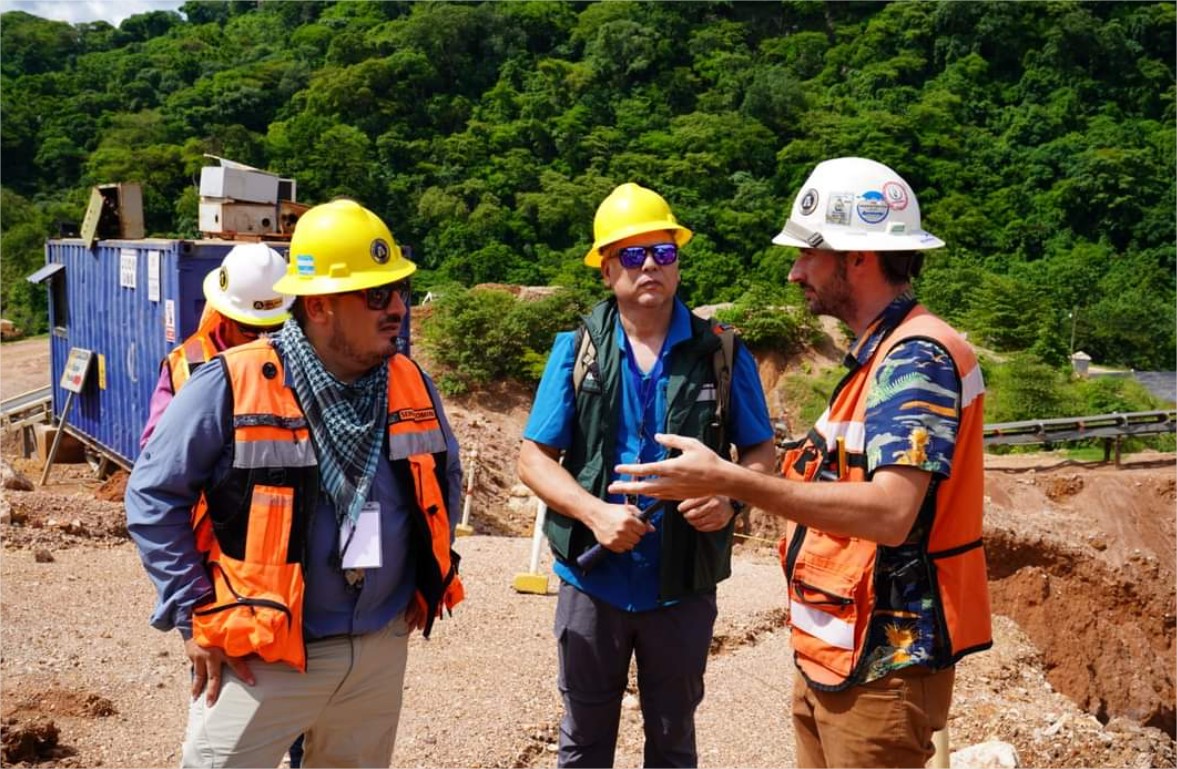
[167, 331, 218, 394]
[779, 305, 992, 690]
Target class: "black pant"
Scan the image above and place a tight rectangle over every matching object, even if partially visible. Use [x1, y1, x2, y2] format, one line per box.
[554, 582, 718, 768]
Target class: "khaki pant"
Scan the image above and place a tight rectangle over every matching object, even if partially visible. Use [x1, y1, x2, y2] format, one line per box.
[181, 615, 410, 768]
[791, 665, 955, 769]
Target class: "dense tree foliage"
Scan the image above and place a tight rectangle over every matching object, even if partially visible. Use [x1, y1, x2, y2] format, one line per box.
[2, 0, 1174, 370]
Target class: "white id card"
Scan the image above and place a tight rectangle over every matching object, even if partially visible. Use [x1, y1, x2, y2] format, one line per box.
[340, 502, 383, 569]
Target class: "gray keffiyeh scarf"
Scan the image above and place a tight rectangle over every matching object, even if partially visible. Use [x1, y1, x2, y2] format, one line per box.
[272, 320, 387, 540]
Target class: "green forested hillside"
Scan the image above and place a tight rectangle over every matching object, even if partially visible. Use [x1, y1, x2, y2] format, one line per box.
[2, 1, 1173, 369]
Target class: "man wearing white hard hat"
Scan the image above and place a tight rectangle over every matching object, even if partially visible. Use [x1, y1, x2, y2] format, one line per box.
[138, 243, 293, 447]
[612, 158, 991, 768]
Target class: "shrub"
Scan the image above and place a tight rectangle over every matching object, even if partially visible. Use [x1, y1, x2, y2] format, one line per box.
[420, 285, 593, 393]
[714, 283, 820, 353]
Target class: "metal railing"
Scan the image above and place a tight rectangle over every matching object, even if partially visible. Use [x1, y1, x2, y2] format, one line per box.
[0, 386, 52, 433]
[982, 410, 1176, 446]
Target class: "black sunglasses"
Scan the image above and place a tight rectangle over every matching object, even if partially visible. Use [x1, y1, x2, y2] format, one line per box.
[349, 279, 411, 311]
[611, 243, 679, 269]
[237, 322, 273, 337]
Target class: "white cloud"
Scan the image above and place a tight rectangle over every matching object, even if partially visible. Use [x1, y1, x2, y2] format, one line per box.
[0, 0, 186, 26]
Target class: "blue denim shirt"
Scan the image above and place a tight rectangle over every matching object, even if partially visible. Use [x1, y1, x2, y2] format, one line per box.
[126, 348, 462, 641]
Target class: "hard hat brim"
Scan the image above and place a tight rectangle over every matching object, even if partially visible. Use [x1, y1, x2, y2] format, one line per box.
[584, 222, 693, 268]
[272, 259, 417, 296]
[202, 269, 291, 327]
[772, 223, 945, 252]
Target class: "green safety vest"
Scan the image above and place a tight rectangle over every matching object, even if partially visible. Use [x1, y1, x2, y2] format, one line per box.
[544, 298, 737, 601]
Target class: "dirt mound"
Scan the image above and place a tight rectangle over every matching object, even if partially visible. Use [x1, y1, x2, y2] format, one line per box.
[93, 470, 128, 503]
[0, 686, 113, 767]
[1, 493, 129, 550]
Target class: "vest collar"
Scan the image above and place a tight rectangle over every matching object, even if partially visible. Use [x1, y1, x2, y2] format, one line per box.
[847, 292, 918, 368]
[610, 297, 693, 355]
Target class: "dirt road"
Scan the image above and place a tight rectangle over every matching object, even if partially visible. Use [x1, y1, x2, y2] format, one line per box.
[0, 337, 51, 401]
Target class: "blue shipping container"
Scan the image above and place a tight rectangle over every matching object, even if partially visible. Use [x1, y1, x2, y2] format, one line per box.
[40, 238, 415, 469]
[42, 238, 252, 468]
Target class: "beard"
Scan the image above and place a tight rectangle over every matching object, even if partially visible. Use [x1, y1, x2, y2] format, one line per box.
[327, 312, 399, 372]
[803, 254, 856, 322]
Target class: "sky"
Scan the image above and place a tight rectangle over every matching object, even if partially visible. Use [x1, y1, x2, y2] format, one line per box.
[0, 0, 186, 26]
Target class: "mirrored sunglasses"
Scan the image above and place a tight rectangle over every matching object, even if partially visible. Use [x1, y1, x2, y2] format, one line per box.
[350, 279, 411, 311]
[613, 243, 678, 269]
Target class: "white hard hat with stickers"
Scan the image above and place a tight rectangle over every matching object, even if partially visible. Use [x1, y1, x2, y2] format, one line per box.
[773, 157, 945, 252]
[203, 243, 294, 326]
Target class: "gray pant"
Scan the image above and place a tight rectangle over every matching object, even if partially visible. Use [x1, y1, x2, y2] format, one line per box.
[554, 581, 718, 768]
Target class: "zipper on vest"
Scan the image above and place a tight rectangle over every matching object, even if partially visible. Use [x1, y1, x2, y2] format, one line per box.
[793, 579, 853, 606]
[784, 525, 807, 584]
[192, 561, 294, 622]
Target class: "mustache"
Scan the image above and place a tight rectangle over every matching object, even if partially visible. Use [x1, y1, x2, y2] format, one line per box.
[378, 314, 402, 329]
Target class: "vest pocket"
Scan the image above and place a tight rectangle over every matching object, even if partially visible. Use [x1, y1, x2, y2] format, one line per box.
[192, 557, 305, 665]
[781, 443, 823, 482]
[788, 551, 872, 679]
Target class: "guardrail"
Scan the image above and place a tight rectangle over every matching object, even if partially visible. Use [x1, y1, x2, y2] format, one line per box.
[775, 409, 1175, 466]
[982, 410, 1176, 446]
[0, 386, 53, 458]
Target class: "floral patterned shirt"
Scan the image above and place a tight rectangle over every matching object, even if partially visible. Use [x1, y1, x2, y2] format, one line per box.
[847, 293, 962, 682]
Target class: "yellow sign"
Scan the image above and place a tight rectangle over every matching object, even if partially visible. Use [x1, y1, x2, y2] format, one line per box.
[97, 353, 107, 390]
[60, 347, 93, 393]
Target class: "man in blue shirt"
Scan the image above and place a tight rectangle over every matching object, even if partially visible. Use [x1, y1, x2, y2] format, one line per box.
[518, 183, 776, 768]
[126, 200, 464, 768]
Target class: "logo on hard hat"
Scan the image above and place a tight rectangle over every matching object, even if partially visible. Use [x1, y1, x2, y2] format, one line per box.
[799, 189, 819, 216]
[218, 267, 229, 292]
[371, 239, 391, 264]
[826, 193, 854, 226]
[883, 182, 909, 211]
[855, 191, 890, 225]
[254, 298, 284, 311]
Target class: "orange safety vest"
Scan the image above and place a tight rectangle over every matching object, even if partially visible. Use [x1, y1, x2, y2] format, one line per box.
[165, 328, 219, 393]
[778, 305, 992, 690]
[190, 341, 464, 671]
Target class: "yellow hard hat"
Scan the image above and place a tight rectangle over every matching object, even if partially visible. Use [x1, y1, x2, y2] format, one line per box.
[274, 199, 416, 296]
[584, 183, 692, 267]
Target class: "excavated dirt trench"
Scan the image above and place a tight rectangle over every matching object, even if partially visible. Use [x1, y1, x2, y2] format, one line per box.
[986, 528, 1176, 737]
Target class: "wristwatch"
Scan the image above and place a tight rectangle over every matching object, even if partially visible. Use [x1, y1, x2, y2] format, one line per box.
[729, 498, 747, 516]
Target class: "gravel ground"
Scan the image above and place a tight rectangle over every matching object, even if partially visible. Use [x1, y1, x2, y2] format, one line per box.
[4, 528, 1173, 768]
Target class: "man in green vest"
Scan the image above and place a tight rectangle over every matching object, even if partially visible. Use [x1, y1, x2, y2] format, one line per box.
[518, 182, 776, 768]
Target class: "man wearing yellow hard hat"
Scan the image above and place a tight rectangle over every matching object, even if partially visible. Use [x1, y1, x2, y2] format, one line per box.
[518, 183, 776, 767]
[127, 199, 465, 767]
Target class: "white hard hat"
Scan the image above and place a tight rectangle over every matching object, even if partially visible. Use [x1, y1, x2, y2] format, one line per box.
[203, 243, 294, 326]
[772, 157, 944, 252]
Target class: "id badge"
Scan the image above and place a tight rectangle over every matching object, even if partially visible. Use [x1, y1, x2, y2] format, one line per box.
[341, 501, 383, 569]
